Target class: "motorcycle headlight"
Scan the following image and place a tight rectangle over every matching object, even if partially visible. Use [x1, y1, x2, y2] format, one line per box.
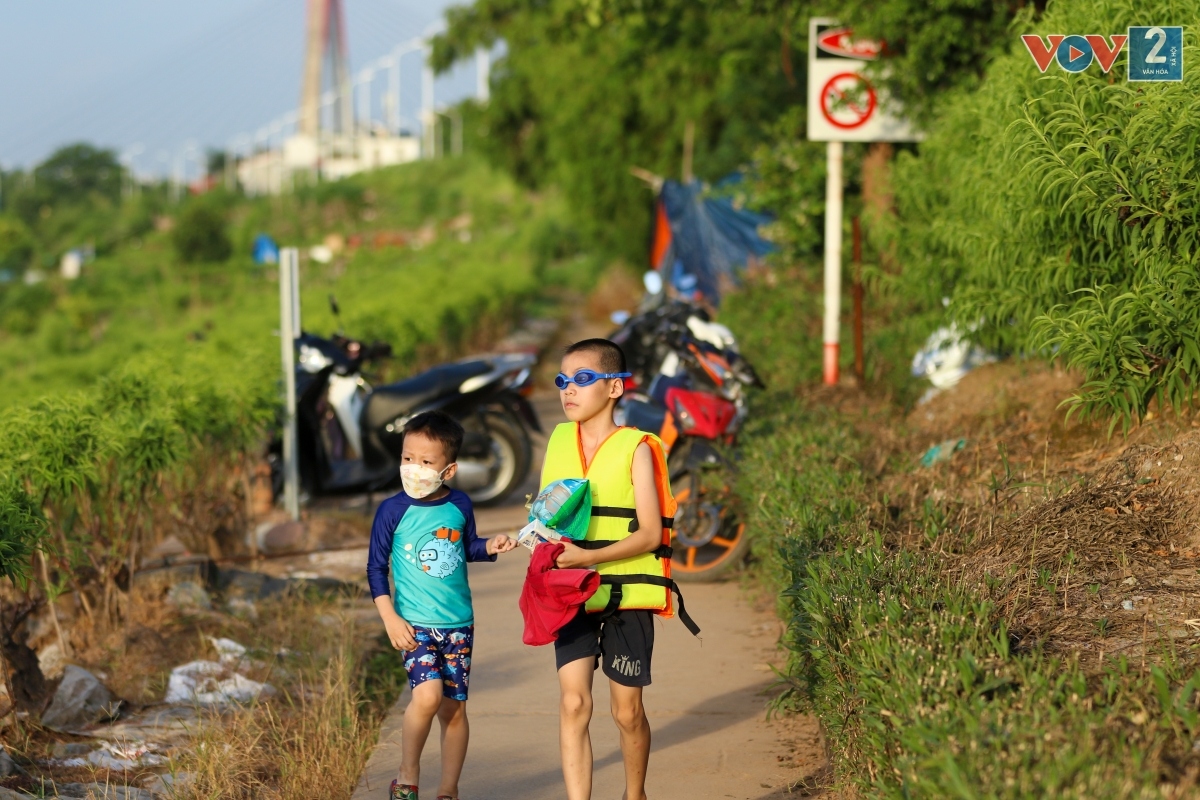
[672, 396, 697, 431]
[298, 344, 333, 373]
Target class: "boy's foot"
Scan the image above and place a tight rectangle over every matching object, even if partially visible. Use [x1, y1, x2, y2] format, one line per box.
[389, 780, 418, 800]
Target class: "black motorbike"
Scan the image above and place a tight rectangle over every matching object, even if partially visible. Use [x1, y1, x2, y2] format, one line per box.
[274, 302, 540, 507]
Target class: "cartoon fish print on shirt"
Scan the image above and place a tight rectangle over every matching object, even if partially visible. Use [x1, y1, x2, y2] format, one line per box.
[417, 527, 464, 579]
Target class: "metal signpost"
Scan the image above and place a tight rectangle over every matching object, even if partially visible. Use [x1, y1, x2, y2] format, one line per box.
[807, 19, 920, 385]
[279, 247, 301, 521]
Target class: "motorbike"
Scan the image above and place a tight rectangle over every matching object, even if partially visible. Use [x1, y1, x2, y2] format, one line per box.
[273, 297, 541, 507]
[608, 273, 764, 581]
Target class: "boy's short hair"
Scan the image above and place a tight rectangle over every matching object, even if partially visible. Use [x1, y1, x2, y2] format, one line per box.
[403, 410, 464, 462]
[564, 338, 627, 375]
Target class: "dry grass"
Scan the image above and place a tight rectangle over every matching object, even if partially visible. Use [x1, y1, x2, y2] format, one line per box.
[169, 598, 392, 800]
[178, 648, 373, 799]
[3, 588, 397, 800]
[842, 360, 1200, 670]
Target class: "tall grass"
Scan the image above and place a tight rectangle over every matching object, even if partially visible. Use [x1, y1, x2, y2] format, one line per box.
[736, 395, 1200, 797]
[0, 156, 585, 409]
[178, 619, 393, 800]
[886, 0, 1200, 430]
[0, 354, 274, 722]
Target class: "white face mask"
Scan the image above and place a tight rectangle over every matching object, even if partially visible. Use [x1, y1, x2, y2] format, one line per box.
[400, 462, 452, 499]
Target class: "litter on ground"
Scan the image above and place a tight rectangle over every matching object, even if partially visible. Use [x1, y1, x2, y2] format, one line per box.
[164, 660, 275, 706]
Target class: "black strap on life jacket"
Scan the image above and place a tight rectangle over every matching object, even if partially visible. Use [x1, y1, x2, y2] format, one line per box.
[573, 539, 673, 560]
[591, 506, 675, 533]
[596, 574, 701, 637]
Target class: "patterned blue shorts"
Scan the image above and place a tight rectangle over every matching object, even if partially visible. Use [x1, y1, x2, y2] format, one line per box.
[403, 625, 474, 701]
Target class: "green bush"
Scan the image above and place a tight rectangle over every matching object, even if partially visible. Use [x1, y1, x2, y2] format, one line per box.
[0, 156, 581, 409]
[173, 203, 233, 263]
[887, 1, 1200, 430]
[0, 351, 274, 608]
[0, 216, 34, 273]
[738, 397, 1200, 797]
[0, 282, 54, 336]
[721, 270, 934, 404]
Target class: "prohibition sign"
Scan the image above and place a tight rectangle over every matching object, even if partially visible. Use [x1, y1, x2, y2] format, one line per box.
[820, 72, 877, 129]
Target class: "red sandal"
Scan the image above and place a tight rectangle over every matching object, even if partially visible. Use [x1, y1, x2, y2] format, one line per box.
[389, 780, 418, 800]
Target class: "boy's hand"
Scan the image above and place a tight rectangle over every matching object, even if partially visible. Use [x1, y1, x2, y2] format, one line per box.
[487, 534, 517, 555]
[383, 613, 417, 651]
[554, 540, 594, 570]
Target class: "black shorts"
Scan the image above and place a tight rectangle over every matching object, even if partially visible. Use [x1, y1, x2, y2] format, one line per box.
[554, 608, 655, 687]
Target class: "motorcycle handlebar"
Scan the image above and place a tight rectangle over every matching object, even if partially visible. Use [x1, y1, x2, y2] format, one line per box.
[362, 341, 393, 361]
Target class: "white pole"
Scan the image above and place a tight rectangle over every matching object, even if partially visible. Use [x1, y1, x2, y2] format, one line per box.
[279, 247, 301, 521]
[475, 47, 490, 103]
[171, 150, 183, 204]
[358, 68, 373, 132]
[823, 140, 843, 386]
[421, 46, 435, 158]
[388, 53, 400, 133]
[291, 251, 302, 335]
[439, 109, 463, 156]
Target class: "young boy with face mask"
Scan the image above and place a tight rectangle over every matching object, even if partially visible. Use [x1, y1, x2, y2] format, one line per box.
[366, 410, 516, 800]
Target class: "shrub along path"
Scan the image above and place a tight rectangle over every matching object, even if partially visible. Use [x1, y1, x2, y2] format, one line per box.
[351, 396, 824, 799]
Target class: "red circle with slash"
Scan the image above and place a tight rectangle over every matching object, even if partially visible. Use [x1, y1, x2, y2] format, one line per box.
[820, 72, 877, 129]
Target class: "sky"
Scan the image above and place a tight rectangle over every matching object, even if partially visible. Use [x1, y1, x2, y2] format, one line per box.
[0, 0, 479, 177]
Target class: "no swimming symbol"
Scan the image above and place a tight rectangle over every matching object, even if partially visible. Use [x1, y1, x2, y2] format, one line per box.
[1022, 34, 1128, 74]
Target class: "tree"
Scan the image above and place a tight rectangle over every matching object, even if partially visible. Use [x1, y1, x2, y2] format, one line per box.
[432, 0, 804, 262]
[33, 143, 122, 205]
[0, 217, 34, 274]
[206, 149, 228, 179]
[11, 143, 123, 226]
[831, 0, 1036, 124]
[172, 203, 232, 263]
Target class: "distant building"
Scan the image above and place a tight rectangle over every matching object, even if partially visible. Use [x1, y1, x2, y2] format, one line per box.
[237, 130, 420, 196]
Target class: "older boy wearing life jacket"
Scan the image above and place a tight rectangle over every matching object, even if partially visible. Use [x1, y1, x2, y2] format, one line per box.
[544, 338, 698, 800]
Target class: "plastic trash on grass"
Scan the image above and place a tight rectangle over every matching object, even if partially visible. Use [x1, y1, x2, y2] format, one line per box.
[920, 438, 967, 467]
[53, 740, 166, 770]
[911, 323, 997, 393]
[165, 660, 275, 705]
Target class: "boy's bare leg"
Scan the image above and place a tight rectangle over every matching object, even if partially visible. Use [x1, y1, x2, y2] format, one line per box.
[436, 698, 469, 798]
[558, 657, 596, 800]
[399, 679, 444, 786]
[609, 681, 650, 800]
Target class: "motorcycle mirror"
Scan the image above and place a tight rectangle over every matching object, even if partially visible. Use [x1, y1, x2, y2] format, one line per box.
[610, 310, 631, 326]
[643, 271, 664, 296]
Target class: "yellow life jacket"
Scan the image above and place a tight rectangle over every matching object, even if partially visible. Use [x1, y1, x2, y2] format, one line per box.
[540, 422, 699, 636]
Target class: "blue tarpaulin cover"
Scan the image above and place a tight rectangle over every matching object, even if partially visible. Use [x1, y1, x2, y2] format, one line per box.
[252, 234, 279, 264]
[655, 178, 775, 306]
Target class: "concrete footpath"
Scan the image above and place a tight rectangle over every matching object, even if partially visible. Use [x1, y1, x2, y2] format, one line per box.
[352, 398, 819, 799]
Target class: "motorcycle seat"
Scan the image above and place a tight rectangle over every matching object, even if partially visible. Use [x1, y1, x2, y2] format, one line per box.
[364, 359, 493, 430]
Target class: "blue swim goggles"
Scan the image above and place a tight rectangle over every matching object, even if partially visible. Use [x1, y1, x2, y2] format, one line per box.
[554, 369, 632, 389]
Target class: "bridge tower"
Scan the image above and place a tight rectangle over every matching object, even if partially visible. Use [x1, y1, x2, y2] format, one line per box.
[299, 0, 353, 137]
